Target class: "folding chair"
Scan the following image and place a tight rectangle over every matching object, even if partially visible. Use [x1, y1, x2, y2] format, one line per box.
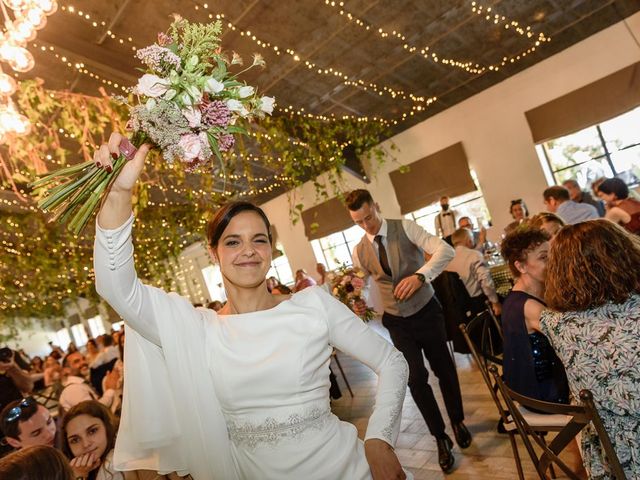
[460, 311, 571, 480]
[31, 382, 63, 418]
[490, 365, 626, 480]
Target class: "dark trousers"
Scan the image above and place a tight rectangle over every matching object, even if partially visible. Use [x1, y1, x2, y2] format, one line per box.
[382, 296, 464, 438]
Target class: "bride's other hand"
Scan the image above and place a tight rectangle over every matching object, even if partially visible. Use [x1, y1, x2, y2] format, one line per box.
[365, 438, 406, 479]
[93, 132, 151, 193]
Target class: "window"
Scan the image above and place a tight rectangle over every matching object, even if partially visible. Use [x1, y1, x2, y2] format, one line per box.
[111, 321, 124, 332]
[87, 315, 106, 338]
[70, 324, 88, 347]
[405, 190, 491, 234]
[55, 328, 71, 351]
[268, 251, 294, 286]
[202, 265, 226, 303]
[537, 106, 640, 189]
[311, 224, 363, 271]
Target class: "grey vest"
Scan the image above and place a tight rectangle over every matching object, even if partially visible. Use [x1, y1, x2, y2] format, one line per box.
[356, 219, 434, 317]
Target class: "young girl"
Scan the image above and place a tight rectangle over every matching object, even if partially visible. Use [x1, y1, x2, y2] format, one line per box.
[62, 401, 122, 480]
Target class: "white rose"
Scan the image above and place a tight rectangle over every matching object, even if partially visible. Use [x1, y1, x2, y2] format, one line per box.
[238, 86, 254, 98]
[204, 78, 224, 94]
[182, 106, 201, 128]
[259, 96, 275, 114]
[134, 74, 169, 98]
[178, 133, 202, 161]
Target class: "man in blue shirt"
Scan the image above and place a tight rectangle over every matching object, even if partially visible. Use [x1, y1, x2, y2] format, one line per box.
[543, 186, 599, 225]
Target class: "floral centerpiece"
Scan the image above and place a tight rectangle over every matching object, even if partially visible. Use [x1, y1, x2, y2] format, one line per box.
[30, 16, 274, 234]
[330, 264, 376, 321]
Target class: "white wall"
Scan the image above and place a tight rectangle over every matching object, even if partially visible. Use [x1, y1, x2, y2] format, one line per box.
[262, 13, 640, 276]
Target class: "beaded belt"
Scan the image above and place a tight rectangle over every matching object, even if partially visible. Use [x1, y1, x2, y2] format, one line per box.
[226, 407, 332, 449]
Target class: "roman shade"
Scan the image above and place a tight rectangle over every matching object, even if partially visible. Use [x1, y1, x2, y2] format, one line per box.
[526, 62, 640, 143]
[390, 142, 476, 215]
[302, 196, 354, 241]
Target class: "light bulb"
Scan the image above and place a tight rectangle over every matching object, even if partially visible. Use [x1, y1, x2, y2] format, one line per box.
[38, 0, 57, 15]
[2, 0, 28, 10]
[13, 113, 30, 135]
[24, 7, 45, 27]
[8, 47, 34, 72]
[0, 73, 17, 96]
[9, 19, 37, 43]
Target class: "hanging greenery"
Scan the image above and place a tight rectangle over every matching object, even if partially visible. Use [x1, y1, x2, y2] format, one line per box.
[0, 79, 393, 325]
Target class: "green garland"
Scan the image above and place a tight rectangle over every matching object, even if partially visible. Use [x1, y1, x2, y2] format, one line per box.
[0, 79, 393, 326]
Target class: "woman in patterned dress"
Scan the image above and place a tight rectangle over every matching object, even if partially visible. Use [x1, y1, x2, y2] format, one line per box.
[542, 219, 640, 479]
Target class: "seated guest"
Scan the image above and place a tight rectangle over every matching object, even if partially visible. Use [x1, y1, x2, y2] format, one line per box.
[504, 199, 529, 235]
[528, 212, 565, 239]
[89, 335, 119, 370]
[206, 300, 224, 312]
[0, 397, 57, 452]
[446, 228, 501, 317]
[562, 179, 605, 216]
[43, 356, 62, 388]
[58, 353, 119, 414]
[85, 340, 99, 366]
[0, 445, 74, 480]
[458, 216, 486, 252]
[316, 263, 331, 294]
[293, 268, 317, 292]
[62, 401, 122, 480]
[266, 276, 291, 294]
[500, 227, 569, 404]
[596, 177, 640, 234]
[542, 220, 640, 479]
[543, 186, 598, 225]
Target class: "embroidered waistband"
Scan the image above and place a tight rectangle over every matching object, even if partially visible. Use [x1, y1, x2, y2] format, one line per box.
[227, 407, 332, 449]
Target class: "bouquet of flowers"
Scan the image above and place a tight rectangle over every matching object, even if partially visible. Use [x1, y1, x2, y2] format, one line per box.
[30, 16, 275, 234]
[330, 264, 376, 321]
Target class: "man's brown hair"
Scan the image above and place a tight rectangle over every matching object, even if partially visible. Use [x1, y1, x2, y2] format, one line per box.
[345, 189, 374, 211]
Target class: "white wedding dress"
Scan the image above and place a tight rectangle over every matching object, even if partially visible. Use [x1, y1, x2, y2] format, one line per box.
[94, 215, 410, 480]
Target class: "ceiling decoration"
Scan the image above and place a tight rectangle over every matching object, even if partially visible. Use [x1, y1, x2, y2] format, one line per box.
[1, 0, 639, 325]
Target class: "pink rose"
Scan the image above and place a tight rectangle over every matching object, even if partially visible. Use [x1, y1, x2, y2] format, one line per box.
[178, 133, 202, 161]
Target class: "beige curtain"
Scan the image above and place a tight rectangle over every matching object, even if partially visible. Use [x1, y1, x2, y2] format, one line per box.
[389, 142, 476, 214]
[301, 197, 355, 241]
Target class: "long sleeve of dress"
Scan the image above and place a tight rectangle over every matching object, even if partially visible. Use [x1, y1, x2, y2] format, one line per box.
[315, 288, 409, 447]
[94, 214, 191, 346]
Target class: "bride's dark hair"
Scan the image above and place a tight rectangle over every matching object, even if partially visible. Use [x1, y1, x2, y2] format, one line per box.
[207, 201, 272, 248]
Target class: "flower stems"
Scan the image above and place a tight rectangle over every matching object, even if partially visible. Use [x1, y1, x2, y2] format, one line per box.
[30, 134, 146, 235]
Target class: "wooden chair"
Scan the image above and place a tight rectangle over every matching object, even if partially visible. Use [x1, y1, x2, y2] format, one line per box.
[490, 365, 626, 480]
[331, 349, 354, 397]
[460, 310, 571, 480]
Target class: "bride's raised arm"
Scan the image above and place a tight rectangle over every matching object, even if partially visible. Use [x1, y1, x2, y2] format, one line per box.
[93, 133, 185, 345]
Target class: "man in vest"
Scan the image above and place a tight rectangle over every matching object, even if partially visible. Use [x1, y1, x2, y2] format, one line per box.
[346, 189, 470, 473]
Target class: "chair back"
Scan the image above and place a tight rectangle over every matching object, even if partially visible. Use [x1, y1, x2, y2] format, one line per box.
[489, 365, 627, 480]
[459, 311, 507, 423]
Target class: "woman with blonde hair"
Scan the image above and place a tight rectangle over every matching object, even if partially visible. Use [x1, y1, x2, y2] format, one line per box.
[542, 220, 640, 478]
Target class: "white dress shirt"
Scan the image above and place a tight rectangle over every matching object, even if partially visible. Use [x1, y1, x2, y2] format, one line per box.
[59, 375, 116, 412]
[434, 210, 457, 237]
[352, 219, 454, 284]
[445, 245, 499, 304]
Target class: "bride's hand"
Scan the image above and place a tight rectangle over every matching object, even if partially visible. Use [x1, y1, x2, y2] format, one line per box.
[365, 439, 406, 480]
[94, 132, 151, 192]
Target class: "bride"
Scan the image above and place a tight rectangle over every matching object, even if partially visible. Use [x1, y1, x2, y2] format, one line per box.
[93, 133, 410, 479]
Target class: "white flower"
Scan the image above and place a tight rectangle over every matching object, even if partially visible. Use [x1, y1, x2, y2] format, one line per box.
[178, 133, 202, 161]
[134, 74, 170, 98]
[238, 86, 254, 98]
[226, 99, 249, 116]
[163, 89, 177, 101]
[182, 106, 201, 128]
[204, 78, 224, 94]
[145, 98, 156, 111]
[180, 91, 193, 106]
[259, 96, 275, 114]
[186, 85, 202, 104]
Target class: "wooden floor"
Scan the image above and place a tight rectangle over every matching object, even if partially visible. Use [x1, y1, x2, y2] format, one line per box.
[330, 319, 557, 480]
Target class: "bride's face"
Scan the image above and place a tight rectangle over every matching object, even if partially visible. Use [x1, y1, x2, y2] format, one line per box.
[211, 211, 272, 288]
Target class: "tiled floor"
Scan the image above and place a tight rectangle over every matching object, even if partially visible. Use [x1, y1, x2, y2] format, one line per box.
[330, 319, 571, 480]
